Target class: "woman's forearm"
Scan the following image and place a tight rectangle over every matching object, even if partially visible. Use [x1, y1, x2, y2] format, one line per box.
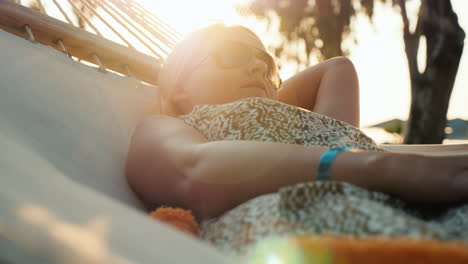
[312, 58, 360, 127]
[186, 140, 392, 219]
[278, 57, 360, 127]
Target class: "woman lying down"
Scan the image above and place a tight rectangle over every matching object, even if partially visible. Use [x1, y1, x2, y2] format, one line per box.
[125, 24, 468, 256]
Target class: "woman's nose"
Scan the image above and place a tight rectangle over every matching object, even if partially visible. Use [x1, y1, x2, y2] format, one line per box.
[246, 56, 268, 78]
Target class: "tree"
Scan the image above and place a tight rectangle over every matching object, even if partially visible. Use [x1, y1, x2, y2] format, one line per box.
[397, 0, 465, 144]
[248, 0, 382, 65]
[248, 0, 465, 144]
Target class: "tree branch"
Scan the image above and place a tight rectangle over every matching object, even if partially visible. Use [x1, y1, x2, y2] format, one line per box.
[398, 0, 410, 35]
[398, 0, 421, 80]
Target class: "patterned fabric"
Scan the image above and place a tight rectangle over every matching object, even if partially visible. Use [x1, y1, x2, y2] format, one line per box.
[180, 97, 382, 151]
[178, 97, 468, 257]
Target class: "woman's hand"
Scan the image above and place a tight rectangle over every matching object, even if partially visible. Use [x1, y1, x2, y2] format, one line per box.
[379, 154, 468, 204]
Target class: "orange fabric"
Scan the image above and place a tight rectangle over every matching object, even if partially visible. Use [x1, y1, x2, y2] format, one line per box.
[150, 207, 199, 236]
[149, 208, 468, 263]
[293, 235, 468, 264]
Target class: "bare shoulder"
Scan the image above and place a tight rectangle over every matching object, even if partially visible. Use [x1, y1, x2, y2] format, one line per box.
[125, 115, 207, 210]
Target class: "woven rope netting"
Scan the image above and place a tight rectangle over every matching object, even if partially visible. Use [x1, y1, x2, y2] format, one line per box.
[0, 0, 184, 84]
[15, 0, 181, 59]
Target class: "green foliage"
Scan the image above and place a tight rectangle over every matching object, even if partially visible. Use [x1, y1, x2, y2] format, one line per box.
[383, 121, 402, 134]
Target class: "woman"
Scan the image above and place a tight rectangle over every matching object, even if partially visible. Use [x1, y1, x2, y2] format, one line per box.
[126, 24, 468, 255]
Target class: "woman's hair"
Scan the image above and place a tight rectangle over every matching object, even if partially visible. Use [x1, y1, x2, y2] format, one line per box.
[157, 23, 264, 116]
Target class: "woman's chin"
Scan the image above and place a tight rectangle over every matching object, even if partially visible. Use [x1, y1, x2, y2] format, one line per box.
[237, 88, 269, 99]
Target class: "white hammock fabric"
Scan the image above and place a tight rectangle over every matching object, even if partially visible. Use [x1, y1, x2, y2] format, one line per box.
[0, 28, 233, 264]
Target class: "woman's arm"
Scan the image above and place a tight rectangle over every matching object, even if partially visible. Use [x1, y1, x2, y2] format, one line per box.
[188, 140, 384, 219]
[126, 116, 468, 220]
[126, 115, 381, 218]
[277, 57, 360, 127]
[189, 141, 468, 219]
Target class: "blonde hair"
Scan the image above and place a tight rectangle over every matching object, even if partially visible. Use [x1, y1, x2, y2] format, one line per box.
[158, 24, 264, 116]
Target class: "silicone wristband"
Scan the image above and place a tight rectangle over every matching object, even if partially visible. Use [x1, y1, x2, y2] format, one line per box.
[316, 146, 352, 181]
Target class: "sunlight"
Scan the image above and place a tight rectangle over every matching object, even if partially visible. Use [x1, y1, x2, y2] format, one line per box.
[140, 0, 251, 36]
[140, 0, 282, 49]
[346, 1, 412, 127]
[16, 204, 131, 264]
[417, 36, 427, 74]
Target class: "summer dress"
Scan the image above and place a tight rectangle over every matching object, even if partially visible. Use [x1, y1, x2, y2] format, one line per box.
[178, 97, 468, 257]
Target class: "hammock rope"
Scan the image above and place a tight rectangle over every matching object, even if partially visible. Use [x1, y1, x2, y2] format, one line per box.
[66, 0, 103, 36]
[108, 0, 176, 54]
[91, 52, 106, 72]
[96, 0, 165, 59]
[124, 0, 180, 45]
[24, 24, 35, 42]
[51, 0, 74, 25]
[124, 64, 133, 77]
[56, 39, 71, 57]
[81, 0, 136, 49]
[4, 0, 181, 85]
[35, 0, 46, 13]
[114, 0, 175, 54]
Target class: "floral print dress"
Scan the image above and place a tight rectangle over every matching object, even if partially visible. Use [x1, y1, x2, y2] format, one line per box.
[178, 97, 468, 257]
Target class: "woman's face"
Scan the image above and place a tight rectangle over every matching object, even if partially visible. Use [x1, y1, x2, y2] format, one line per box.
[175, 32, 279, 114]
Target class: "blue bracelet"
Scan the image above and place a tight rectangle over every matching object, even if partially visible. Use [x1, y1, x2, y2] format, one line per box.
[316, 146, 352, 181]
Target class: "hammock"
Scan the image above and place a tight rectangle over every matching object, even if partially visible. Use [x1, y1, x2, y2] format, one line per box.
[0, 1, 234, 263]
[0, 1, 467, 263]
[0, 0, 182, 85]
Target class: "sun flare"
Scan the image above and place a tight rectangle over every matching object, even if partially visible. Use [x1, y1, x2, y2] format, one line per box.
[140, 0, 254, 37]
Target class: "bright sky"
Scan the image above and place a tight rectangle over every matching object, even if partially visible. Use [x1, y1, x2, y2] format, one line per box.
[141, 0, 468, 128]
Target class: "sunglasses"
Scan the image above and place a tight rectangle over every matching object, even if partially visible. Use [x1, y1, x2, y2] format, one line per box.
[190, 41, 282, 90]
